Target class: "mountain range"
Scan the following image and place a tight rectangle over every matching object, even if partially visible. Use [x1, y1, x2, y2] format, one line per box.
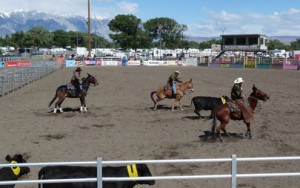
[0, 10, 111, 39]
[0, 10, 299, 44]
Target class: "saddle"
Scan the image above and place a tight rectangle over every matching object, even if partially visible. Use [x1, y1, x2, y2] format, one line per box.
[227, 99, 254, 123]
[163, 85, 178, 97]
[66, 83, 79, 97]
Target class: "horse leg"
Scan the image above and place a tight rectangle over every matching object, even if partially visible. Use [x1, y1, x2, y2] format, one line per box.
[58, 98, 65, 113]
[154, 98, 163, 111]
[245, 123, 252, 138]
[221, 128, 230, 137]
[83, 97, 87, 112]
[172, 98, 182, 111]
[216, 121, 229, 142]
[178, 100, 183, 111]
[79, 97, 84, 113]
[53, 100, 60, 114]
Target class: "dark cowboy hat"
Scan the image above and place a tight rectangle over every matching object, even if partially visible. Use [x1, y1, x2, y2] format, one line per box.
[75, 67, 82, 72]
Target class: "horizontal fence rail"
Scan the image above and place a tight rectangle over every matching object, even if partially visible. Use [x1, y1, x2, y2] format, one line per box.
[0, 155, 300, 188]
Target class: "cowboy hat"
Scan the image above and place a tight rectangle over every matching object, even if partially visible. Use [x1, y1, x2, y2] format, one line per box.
[234, 77, 244, 84]
[175, 70, 180, 74]
[75, 67, 82, 72]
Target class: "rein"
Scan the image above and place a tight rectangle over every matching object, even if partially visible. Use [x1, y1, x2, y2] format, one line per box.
[248, 95, 259, 101]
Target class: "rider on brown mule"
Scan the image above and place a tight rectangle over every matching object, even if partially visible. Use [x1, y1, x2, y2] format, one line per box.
[151, 77, 193, 111]
[166, 70, 183, 96]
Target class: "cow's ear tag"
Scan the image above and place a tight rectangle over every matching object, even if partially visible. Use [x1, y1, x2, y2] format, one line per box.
[10, 161, 21, 176]
[221, 97, 226, 104]
[127, 164, 138, 177]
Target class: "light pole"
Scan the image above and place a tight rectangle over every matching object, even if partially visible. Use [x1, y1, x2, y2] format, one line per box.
[158, 25, 162, 60]
[87, 0, 91, 57]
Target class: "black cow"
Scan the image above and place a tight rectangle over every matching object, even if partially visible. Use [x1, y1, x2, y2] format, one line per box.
[38, 163, 155, 188]
[191, 96, 228, 119]
[0, 154, 31, 188]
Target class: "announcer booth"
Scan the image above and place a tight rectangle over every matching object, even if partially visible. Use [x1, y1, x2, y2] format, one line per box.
[214, 34, 269, 68]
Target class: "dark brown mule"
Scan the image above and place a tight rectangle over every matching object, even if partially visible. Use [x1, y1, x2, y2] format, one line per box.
[49, 73, 99, 113]
[211, 84, 270, 141]
[150, 79, 194, 111]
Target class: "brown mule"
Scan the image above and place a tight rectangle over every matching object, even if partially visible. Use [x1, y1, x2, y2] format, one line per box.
[49, 73, 99, 113]
[150, 79, 194, 111]
[211, 84, 270, 141]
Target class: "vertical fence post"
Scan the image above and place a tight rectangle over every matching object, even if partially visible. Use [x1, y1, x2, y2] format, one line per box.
[1, 76, 3, 96]
[11, 74, 14, 93]
[231, 154, 237, 188]
[97, 157, 103, 188]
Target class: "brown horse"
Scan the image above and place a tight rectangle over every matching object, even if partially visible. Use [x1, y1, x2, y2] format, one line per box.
[49, 73, 99, 113]
[150, 79, 194, 111]
[211, 84, 270, 141]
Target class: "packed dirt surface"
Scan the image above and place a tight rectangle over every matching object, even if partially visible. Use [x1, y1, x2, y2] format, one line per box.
[0, 66, 299, 188]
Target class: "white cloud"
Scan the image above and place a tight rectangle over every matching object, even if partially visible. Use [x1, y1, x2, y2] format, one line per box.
[0, 0, 87, 16]
[187, 8, 300, 37]
[116, 1, 138, 14]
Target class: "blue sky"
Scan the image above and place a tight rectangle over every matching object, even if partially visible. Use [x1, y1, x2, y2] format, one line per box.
[0, 0, 300, 37]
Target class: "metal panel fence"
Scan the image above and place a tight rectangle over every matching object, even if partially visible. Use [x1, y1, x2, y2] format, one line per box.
[0, 155, 300, 188]
[0, 61, 62, 96]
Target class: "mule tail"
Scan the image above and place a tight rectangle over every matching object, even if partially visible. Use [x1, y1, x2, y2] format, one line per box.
[150, 91, 156, 105]
[49, 93, 57, 107]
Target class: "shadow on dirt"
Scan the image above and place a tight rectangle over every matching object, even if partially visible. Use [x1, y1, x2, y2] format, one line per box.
[199, 131, 245, 142]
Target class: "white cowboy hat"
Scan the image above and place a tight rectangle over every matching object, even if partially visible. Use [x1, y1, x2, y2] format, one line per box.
[175, 70, 180, 74]
[234, 77, 244, 84]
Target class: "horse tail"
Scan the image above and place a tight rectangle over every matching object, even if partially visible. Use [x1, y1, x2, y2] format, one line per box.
[49, 95, 56, 107]
[150, 91, 156, 105]
[48, 92, 57, 107]
[211, 109, 217, 138]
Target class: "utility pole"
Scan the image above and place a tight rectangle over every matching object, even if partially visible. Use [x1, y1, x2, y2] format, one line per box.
[220, 27, 226, 35]
[87, 0, 91, 57]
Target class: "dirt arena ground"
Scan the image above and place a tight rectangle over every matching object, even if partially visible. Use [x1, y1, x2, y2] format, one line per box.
[0, 66, 299, 188]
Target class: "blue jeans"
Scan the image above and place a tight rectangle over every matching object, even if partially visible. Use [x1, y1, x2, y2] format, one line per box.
[168, 82, 177, 94]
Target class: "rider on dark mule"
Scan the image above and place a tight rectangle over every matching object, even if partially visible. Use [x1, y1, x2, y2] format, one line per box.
[69, 67, 83, 97]
[166, 70, 182, 96]
[230, 77, 254, 123]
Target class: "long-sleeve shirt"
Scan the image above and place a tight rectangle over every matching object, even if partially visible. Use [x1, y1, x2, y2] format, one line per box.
[167, 73, 183, 84]
[231, 83, 243, 100]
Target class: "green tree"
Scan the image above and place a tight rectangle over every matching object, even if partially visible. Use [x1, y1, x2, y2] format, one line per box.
[290, 38, 300, 50]
[52, 30, 70, 48]
[199, 38, 221, 50]
[9, 31, 26, 48]
[143, 17, 187, 49]
[108, 14, 150, 50]
[23, 26, 53, 47]
[267, 39, 287, 51]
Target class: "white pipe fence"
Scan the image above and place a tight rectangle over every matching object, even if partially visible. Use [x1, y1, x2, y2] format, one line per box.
[0, 155, 300, 188]
[0, 61, 62, 96]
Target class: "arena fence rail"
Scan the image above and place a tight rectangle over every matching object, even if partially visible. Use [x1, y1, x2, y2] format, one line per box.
[0, 155, 300, 188]
[0, 61, 62, 96]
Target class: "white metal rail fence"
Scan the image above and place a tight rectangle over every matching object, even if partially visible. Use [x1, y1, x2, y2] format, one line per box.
[0, 155, 300, 188]
[0, 61, 62, 96]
